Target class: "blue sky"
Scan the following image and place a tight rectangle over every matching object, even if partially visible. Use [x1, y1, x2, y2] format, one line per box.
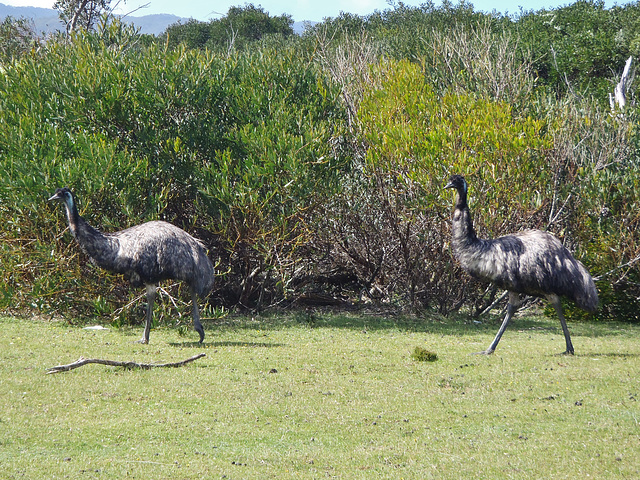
[2, 0, 630, 22]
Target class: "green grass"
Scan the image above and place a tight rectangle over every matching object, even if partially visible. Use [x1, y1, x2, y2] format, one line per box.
[0, 312, 639, 479]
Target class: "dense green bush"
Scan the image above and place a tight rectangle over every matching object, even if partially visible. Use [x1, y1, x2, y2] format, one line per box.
[304, 2, 639, 319]
[564, 108, 640, 321]
[303, 0, 497, 61]
[0, 23, 349, 320]
[305, 1, 640, 106]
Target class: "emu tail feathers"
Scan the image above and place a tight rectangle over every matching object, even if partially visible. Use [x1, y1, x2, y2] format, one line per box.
[573, 262, 599, 313]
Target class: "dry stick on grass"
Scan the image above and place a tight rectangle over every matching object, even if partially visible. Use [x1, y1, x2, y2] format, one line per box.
[46, 353, 206, 374]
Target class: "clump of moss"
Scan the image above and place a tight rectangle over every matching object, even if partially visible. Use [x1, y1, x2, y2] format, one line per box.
[411, 346, 438, 362]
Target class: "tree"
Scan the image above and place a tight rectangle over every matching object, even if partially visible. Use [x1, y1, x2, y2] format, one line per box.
[54, 0, 112, 34]
[0, 16, 39, 60]
[164, 4, 294, 52]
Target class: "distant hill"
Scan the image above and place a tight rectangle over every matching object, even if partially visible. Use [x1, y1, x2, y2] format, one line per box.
[0, 3, 62, 33]
[0, 3, 312, 36]
[123, 13, 186, 35]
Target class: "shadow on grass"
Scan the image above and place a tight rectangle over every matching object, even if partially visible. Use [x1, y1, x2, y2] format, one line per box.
[577, 352, 640, 359]
[200, 310, 639, 339]
[198, 311, 495, 338]
[168, 340, 286, 349]
[107, 309, 638, 344]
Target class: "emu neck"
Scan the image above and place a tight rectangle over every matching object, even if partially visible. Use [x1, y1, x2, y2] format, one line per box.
[62, 197, 82, 238]
[452, 189, 479, 248]
[62, 197, 118, 267]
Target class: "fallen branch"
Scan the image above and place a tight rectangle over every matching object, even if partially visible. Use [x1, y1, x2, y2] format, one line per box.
[46, 353, 206, 374]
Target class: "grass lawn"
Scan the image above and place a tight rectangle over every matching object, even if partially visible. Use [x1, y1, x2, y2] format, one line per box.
[0, 311, 638, 479]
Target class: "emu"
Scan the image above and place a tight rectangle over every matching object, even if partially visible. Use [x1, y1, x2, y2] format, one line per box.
[49, 187, 215, 344]
[444, 175, 598, 355]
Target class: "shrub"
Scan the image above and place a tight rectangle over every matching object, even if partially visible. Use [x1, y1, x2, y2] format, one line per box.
[319, 58, 552, 311]
[513, 0, 640, 104]
[411, 346, 438, 362]
[1, 4, 639, 324]
[0, 25, 349, 319]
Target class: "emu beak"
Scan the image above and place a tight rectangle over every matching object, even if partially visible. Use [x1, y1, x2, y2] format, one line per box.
[48, 192, 61, 201]
[444, 181, 454, 189]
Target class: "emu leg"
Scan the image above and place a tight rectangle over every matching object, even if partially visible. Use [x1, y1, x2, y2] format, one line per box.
[137, 284, 156, 344]
[191, 287, 205, 343]
[476, 291, 521, 355]
[548, 294, 574, 355]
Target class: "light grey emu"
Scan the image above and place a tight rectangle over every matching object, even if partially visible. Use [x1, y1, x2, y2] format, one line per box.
[444, 175, 598, 355]
[49, 187, 215, 344]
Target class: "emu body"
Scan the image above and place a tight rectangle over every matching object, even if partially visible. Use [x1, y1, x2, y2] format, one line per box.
[49, 187, 215, 344]
[444, 175, 598, 355]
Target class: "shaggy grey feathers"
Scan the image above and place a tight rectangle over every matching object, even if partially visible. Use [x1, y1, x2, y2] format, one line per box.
[445, 175, 598, 355]
[50, 187, 215, 344]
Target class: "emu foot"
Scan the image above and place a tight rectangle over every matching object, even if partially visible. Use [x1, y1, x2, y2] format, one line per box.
[556, 350, 575, 356]
[135, 338, 149, 345]
[195, 328, 205, 344]
[473, 349, 494, 356]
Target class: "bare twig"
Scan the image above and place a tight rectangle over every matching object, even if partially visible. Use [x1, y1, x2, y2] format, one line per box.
[158, 284, 184, 316]
[547, 193, 572, 228]
[593, 254, 640, 282]
[46, 353, 206, 374]
[478, 290, 508, 316]
[117, 1, 151, 18]
[226, 22, 237, 58]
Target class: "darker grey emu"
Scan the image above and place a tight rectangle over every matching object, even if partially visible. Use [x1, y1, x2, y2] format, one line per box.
[444, 175, 598, 355]
[49, 187, 215, 344]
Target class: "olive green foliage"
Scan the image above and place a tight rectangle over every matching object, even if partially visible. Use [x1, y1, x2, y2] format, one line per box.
[360, 59, 550, 204]
[164, 4, 294, 53]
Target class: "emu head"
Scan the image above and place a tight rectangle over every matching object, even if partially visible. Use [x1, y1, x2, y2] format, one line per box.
[49, 187, 72, 202]
[444, 175, 467, 194]
[48, 187, 75, 209]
